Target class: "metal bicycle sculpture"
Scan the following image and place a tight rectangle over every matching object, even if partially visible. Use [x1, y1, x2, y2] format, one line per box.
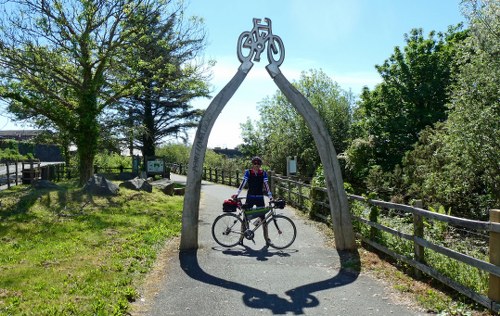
[181, 18, 355, 252]
[237, 18, 285, 67]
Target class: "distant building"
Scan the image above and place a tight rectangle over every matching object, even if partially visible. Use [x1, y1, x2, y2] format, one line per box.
[0, 130, 44, 141]
[212, 147, 243, 158]
[0, 130, 63, 161]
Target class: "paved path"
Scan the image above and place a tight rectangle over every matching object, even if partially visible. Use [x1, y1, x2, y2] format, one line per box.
[140, 174, 428, 316]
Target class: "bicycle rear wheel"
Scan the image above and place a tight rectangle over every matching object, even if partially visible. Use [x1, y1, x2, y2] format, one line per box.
[211, 213, 243, 247]
[267, 215, 296, 249]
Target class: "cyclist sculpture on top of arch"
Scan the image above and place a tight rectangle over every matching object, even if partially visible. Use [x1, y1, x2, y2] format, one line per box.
[237, 18, 285, 66]
[180, 17, 356, 252]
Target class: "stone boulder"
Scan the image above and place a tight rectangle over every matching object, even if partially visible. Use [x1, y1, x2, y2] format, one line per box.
[83, 175, 119, 196]
[174, 187, 185, 196]
[161, 182, 176, 196]
[119, 177, 153, 193]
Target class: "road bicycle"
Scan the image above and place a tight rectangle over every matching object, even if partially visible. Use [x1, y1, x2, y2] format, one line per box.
[211, 197, 297, 249]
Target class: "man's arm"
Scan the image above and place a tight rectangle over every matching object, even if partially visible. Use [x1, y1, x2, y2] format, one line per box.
[263, 171, 272, 199]
[234, 169, 250, 197]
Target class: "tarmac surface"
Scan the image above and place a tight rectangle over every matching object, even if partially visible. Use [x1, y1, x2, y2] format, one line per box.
[137, 174, 430, 316]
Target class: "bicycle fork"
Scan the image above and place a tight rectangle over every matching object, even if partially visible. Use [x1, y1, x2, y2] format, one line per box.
[271, 218, 283, 235]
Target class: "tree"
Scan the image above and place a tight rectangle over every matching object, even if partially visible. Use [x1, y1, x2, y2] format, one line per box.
[402, 0, 499, 218]
[243, 69, 353, 176]
[117, 4, 211, 158]
[239, 118, 265, 159]
[361, 27, 464, 169]
[345, 26, 467, 191]
[0, 0, 204, 184]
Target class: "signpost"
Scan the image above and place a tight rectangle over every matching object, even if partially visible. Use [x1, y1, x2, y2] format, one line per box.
[146, 157, 166, 178]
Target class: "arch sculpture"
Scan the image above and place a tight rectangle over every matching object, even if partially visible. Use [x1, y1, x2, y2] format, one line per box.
[180, 18, 356, 251]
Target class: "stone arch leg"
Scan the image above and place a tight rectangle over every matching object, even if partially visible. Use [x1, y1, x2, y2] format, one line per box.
[271, 71, 356, 251]
[180, 15, 356, 251]
[180, 62, 252, 250]
[181, 63, 357, 251]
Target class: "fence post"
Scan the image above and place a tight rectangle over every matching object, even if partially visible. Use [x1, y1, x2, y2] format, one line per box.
[287, 178, 292, 204]
[236, 171, 240, 188]
[209, 168, 212, 182]
[298, 182, 303, 211]
[221, 170, 225, 185]
[15, 162, 19, 185]
[268, 171, 274, 196]
[413, 200, 425, 279]
[489, 209, 500, 304]
[6, 162, 11, 189]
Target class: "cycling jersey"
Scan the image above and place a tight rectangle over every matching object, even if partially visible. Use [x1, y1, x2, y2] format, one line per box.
[236, 169, 272, 202]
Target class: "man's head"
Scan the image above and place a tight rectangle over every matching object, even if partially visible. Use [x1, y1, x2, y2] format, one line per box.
[251, 156, 262, 167]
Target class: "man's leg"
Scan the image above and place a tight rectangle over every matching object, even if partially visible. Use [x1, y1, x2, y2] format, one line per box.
[263, 219, 270, 245]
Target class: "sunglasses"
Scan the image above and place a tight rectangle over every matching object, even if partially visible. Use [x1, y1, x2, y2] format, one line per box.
[252, 162, 261, 165]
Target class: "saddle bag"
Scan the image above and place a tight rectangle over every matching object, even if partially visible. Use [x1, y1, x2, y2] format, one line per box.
[273, 199, 286, 209]
[222, 199, 238, 212]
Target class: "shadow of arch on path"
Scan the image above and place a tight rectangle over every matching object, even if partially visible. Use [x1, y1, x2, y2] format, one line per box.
[179, 249, 360, 314]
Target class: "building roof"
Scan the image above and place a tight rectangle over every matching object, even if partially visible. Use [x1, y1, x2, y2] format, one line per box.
[0, 130, 44, 140]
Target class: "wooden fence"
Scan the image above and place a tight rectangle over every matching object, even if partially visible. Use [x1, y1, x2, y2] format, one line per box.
[0, 160, 66, 189]
[168, 163, 499, 312]
[167, 163, 242, 187]
[271, 173, 500, 313]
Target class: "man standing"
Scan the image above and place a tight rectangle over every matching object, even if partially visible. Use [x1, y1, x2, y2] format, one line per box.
[233, 156, 273, 246]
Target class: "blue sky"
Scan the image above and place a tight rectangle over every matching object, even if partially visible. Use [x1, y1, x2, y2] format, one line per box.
[0, 0, 466, 150]
[184, 0, 466, 149]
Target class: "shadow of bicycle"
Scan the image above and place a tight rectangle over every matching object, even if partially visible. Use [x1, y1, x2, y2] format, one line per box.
[179, 249, 360, 314]
[217, 245, 297, 261]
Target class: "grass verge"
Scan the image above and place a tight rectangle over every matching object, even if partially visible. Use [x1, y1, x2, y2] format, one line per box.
[0, 180, 183, 315]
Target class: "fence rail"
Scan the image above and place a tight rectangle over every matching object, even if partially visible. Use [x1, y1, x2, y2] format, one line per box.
[168, 163, 499, 313]
[271, 174, 500, 313]
[0, 160, 66, 189]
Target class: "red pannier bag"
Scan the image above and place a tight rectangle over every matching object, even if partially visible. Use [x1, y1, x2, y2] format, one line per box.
[222, 199, 238, 212]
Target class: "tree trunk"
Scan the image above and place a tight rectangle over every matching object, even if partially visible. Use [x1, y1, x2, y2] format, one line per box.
[76, 121, 98, 185]
[76, 90, 100, 186]
[142, 98, 156, 157]
[78, 146, 95, 185]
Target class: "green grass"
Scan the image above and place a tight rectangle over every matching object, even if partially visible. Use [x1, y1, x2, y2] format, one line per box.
[0, 181, 183, 315]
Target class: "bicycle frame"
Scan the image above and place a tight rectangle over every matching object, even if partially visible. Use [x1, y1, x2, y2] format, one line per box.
[212, 197, 295, 249]
[241, 206, 276, 233]
[236, 201, 288, 244]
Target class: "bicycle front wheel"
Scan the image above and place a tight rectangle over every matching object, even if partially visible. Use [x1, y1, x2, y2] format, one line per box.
[211, 213, 243, 247]
[267, 215, 296, 249]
